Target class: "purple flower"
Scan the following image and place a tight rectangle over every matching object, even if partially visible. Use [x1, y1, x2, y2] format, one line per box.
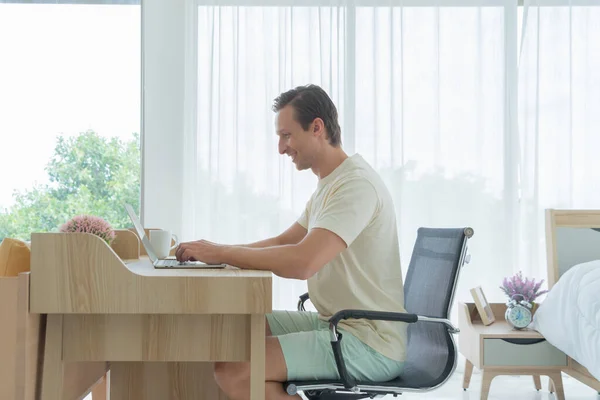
[499, 271, 548, 303]
[59, 215, 115, 245]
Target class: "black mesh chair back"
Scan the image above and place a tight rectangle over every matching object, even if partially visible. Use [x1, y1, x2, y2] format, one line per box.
[286, 227, 472, 398]
[399, 227, 469, 389]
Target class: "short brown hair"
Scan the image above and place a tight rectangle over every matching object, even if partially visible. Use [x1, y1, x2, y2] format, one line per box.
[272, 84, 342, 147]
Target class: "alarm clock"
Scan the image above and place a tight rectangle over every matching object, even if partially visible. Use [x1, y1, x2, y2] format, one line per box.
[505, 299, 533, 329]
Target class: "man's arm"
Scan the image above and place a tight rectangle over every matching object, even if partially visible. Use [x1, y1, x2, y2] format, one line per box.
[176, 228, 345, 280]
[222, 228, 346, 279]
[220, 179, 378, 278]
[237, 222, 308, 248]
[177, 178, 377, 277]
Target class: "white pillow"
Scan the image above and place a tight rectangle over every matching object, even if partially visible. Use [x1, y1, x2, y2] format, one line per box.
[532, 260, 600, 380]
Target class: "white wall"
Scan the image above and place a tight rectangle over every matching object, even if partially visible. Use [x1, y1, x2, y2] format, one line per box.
[141, 0, 187, 234]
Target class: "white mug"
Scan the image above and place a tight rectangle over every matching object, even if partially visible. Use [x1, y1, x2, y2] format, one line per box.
[149, 229, 179, 259]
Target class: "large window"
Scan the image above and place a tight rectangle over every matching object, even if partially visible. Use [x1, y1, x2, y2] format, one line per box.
[0, 2, 141, 241]
[193, 2, 515, 307]
[3, 0, 596, 311]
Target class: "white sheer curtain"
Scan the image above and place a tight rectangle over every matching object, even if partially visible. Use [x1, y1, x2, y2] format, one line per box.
[182, 1, 517, 311]
[517, 0, 600, 280]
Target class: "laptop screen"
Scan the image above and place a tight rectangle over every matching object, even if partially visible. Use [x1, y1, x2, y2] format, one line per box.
[124, 203, 158, 263]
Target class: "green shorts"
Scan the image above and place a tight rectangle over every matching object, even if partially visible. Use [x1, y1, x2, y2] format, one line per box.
[266, 310, 404, 382]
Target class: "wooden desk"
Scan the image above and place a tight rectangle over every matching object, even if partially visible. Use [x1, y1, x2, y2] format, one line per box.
[0, 272, 108, 400]
[30, 232, 272, 400]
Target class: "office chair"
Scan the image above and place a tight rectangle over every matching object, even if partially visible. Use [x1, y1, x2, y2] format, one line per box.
[285, 227, 474, 399]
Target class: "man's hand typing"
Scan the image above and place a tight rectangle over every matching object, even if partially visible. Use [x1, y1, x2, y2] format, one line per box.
[175, 240, 225, 265]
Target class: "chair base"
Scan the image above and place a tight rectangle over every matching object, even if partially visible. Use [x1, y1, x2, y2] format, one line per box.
[305, 391, 377, 400]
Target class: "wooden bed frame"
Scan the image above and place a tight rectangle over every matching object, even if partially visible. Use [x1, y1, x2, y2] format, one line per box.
[545, 209, 600, 392]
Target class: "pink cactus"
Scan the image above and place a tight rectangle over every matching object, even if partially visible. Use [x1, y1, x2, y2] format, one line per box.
[500, 271, 548, 303]
[59, 215, 115, 245]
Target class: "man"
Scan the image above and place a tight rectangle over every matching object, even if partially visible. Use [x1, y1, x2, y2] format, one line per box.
[175, 84, 407, 400]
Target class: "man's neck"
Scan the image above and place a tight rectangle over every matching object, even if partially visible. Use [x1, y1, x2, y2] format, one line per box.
[311, 147, 349, 180]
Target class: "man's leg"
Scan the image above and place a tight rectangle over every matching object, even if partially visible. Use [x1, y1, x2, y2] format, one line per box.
[214, 337, 299, 400]
[265, 311, 319, 338]
[215, 311, 316, 399]
[266, 317, 272, 336]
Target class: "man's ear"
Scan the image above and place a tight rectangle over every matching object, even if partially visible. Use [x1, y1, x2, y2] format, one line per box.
[312, 118, 325, 137]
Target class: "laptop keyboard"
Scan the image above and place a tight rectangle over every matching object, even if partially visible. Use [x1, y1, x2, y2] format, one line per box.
[155, 259, 226, 268]
[156, 259, 188, 267]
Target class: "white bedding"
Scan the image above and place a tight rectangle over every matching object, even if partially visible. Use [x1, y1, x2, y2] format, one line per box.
[532, 260, 600, 380]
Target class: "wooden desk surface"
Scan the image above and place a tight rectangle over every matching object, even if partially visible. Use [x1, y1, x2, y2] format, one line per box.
[30, 233, 272, 315]
[123, 257, 270, 278]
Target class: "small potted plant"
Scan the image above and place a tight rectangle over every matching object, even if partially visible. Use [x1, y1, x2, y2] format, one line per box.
[500, 271, 548, 329]
[59, 215, 116, 245]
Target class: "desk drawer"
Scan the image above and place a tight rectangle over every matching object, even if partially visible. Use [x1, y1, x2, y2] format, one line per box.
[483, 339, 567, 367]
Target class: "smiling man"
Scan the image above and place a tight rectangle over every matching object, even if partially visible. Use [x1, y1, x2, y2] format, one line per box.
[175, 84, 407, 400]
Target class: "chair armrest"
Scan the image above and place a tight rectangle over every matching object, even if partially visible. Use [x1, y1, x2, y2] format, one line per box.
[329, 309, 418, 329]
[329, 310, 458, 336]
[297, 292, 310, 311]
[415, 315, 460, 334]
[328, 309, 458, 390]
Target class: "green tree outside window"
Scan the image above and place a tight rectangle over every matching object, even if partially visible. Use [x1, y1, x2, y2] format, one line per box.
[0, 130, 141, 241]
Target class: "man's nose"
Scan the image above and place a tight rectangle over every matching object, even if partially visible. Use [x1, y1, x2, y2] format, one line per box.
[278, 139, 287, 155]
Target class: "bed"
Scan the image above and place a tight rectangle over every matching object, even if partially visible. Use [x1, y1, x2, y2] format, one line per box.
[532, 209, 600, 392]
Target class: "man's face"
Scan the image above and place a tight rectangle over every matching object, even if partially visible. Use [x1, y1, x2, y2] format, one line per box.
[275, 105, 318, 171]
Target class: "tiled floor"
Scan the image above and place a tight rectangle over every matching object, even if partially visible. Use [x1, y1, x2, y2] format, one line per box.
[394, 368, 600, 399]
[87, 356, 600, 399]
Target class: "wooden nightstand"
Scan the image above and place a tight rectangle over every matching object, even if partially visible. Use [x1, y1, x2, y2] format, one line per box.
[459, 302, 567, 400]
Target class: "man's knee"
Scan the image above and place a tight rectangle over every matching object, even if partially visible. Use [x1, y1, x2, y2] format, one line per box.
[214, 362, 233, 388]
[213, 362, 248, 393]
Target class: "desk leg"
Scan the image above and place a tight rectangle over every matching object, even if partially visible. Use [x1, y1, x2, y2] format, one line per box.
[41, 315, 64, 400]
[250, 314, 265, 400]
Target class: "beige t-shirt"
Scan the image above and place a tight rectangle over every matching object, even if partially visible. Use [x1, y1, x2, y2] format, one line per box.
[298, 154, 407, 362]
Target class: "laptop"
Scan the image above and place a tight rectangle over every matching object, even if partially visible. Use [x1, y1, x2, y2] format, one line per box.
[125, 204, 226, 269]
